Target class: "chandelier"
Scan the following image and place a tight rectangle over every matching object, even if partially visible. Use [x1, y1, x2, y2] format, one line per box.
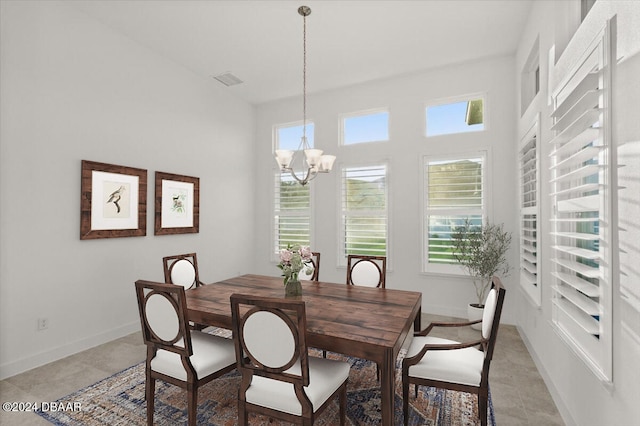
[274, 6, 336, 186]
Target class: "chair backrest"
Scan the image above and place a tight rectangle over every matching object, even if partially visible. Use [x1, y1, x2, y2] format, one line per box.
[481, 276, 506, 372]
[299, 252, 320, 281]
[230, 294, 309, 387]
[135, 280, 192, 357]
[163, 253, 200, 289]
[346, 255, 386, 288]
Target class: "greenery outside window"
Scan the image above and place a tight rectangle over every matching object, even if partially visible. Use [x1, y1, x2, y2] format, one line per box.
[426, 96, 485, 137]
[273, 172, 311, 255]
[340, 164, 388, 264]
[422, 153, 486, 274]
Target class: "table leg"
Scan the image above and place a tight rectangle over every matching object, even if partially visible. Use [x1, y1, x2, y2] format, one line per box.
[380, 349, 395, 426]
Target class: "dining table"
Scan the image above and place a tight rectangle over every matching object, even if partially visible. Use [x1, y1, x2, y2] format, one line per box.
[185, 273, 422, 426]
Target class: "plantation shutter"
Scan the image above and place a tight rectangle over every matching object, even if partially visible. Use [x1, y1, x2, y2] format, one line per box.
[549, 20, 614, 382]
[341, 165, 387, 259]
[424, 155, 485, 268]
[520, 122, 541, 306]
[274, 172, 311, 252]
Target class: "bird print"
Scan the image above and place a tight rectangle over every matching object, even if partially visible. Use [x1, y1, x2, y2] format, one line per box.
[107, 185, 125, 213]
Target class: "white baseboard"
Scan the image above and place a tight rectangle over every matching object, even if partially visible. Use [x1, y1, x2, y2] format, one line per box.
[0, 321, 140, 380]
[516, 325, 576, 426]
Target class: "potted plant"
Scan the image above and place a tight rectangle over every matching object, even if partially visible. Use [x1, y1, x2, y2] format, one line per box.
[452, 219, 512, 329]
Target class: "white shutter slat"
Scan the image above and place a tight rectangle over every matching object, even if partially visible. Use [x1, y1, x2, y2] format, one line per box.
[552, 245, 600, 260]
[552, 257, 600, 279]
[552, 271, 600, 297]
[553, 298, 600, 335]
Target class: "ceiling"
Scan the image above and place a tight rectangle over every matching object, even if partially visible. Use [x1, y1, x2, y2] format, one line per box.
[70, 0, 534, 105]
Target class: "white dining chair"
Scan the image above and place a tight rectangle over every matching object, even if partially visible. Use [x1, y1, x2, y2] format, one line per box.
[230, 293, 350, 425]
[135, 280, 236, 426]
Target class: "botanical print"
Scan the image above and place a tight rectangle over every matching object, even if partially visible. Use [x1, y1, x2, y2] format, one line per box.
[170, 188, 188, 215]
[161, 179, 194, 228]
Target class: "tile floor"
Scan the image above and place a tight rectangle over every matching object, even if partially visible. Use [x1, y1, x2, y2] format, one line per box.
[0, 314, 564, 425]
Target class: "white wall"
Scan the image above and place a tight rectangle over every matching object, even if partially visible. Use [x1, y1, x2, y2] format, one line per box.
[514, 1, 640, 425]
[0, 1, 255, 379]
[254, 55, 519, 324]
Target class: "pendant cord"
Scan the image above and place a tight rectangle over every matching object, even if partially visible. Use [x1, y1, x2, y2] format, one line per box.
[302, 12, 307, 141]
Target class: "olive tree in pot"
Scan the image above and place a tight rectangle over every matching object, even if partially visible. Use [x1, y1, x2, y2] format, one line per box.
[452, 219, 512, 330]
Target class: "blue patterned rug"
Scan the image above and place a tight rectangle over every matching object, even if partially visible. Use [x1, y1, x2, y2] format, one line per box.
[37, 343, 494, 425]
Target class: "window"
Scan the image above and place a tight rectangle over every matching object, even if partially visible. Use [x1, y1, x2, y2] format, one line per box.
[422, 153, 486, 273]
[274, 122, 314, 151]
[519, 118, 541, 306]
[341, 110, 389, 145]
[340, 164, 388, 263]
[549, 20, 613, 382]
[273, 172, 311, 254]
[426, 96, 485, 137]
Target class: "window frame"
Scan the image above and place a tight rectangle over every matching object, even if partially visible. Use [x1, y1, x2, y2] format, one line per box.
[548, 20, 614, 383]
[421, 150, 490, 275]
[339, 108, 390, 146]
[337, 161, 390, 268]
[424, 93, 489, 138]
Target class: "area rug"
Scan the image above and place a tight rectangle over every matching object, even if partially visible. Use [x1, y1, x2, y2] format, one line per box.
[37, 338, 494, 425]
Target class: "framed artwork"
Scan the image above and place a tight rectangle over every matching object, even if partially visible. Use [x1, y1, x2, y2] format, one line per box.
[155, 171, 199, 235]
[80, 160, 147, 240]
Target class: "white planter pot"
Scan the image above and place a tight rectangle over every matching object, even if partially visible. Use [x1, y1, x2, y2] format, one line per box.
[467, 303, 483, 331]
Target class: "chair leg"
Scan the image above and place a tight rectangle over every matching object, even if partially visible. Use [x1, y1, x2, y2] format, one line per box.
[478, 394, 488, 426]
[322, 350, 327, 358]
[238, 400, 248, 426]
[187, 384, 197, 426]
[402, 377, 410, 426]
[146, 375, 155, 426]
[339, 384, 347, 426]
[414, 384, 419, 398]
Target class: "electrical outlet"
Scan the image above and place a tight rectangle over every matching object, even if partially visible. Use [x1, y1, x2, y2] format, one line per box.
[37, 318, 49, 330]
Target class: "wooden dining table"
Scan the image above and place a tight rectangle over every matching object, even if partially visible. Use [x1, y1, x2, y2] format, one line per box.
[185, 274, 422, 426]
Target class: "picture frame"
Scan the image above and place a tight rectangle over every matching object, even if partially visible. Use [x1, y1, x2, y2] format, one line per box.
[154, 171, 199, 235]
[80, 160, 147, 240]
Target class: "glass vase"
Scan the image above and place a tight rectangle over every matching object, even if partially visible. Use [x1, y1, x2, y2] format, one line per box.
[285, 280, 303, 297]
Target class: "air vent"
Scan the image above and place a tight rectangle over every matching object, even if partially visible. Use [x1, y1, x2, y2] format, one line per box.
[212, 72, 243, 87]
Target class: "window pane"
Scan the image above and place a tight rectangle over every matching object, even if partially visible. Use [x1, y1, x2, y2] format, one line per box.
[342, 165, 387, 259]
[275, 216, 310, 251]
[427, 158, 483, 208]
[426, 99, 484, 137]
[277, 177, 310, 210]
[343, 111, 389, 145]
[274, 172, 311, 253]
[344, 166, 387, 211]
[428, 215, 482, 264]
[344, 216, 387, 256]
[277, 123, 314, 151]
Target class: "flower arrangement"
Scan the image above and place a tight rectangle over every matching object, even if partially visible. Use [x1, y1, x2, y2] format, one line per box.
[277, 244, 314, 286]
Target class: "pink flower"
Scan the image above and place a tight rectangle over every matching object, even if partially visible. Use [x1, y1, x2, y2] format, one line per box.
[279, 249, 293, 263]
[299, 246, 312, 260]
